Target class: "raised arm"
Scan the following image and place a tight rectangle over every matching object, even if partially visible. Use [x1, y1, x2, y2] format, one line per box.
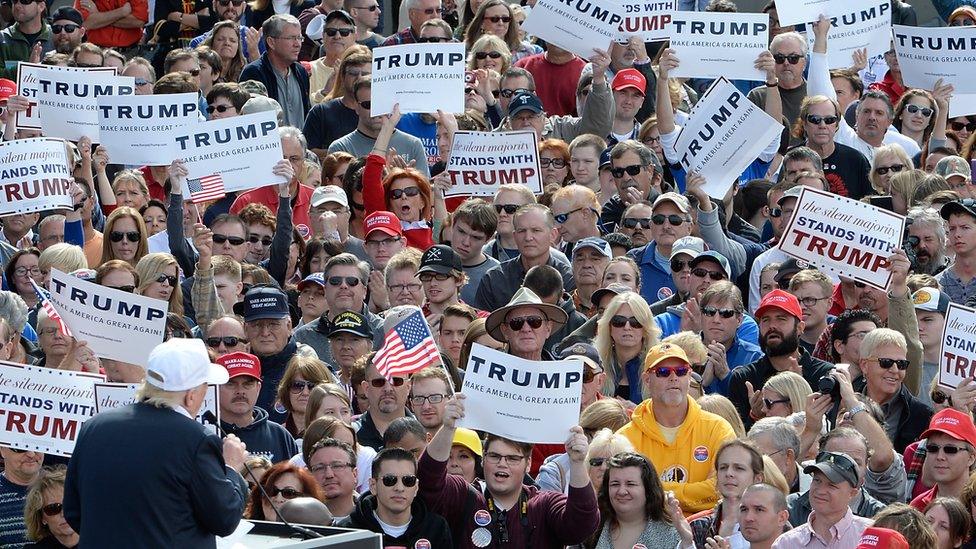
[166, 160, 199, 277]
[266, 160, 295, 287]
[656, 48, 678, 135]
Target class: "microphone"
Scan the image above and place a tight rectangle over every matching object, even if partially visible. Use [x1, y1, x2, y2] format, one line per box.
[201, 411, 324, 539]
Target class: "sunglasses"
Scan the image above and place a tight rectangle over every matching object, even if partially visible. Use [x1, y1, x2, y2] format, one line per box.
[927, 443, 970, 455]
[465, 87, 478, 95]
[134, 78, 151, 87]
[291, 380, 315, 393]
[369, 377, 406, 388]
[763, 397, 790, 409]
[702, 306, 737, 318]
[853, 281, 867, 288]
[41, 503, 63, 517]
[109, 230, 140, 243]
[905, 104, 934, 117]
[248, 235, 273, 247]
[390, 186, 420, 200]
[206, 336, 248, 348]
[186, 68, 201, 76]
[106, 284, 136, 293]
[324, 27, 355, 37]
[554, 207, 592, 224]
[773, 53, 803, 64]
[652, 214, 688, 226]
[358, 100, 371, 110]
[540, 158, 567, 169]
[419, 272, 452, 282]
[588, 457, 607, 467]
[950, 121, 976, 132]
[874, 357, 910, 370]
[474, 51, 503, 60]
[932, 390, 948, 404]
[381, 474, 418, 487]
[582, 366, 604, 383]
[610, 164, 642, 178]
[650, 365, 690, 378]
[874, 165, 905, 176]
[670, 258, 690, 272]
[327, 276, 361, 287]
[155, 273, 178, 286]
[52, 23, 79, 34]
[213, 234, 246, 245]
[207, 104, 235, 114]
[507, 316, 544, 330]
[217, 0, 246, 5]
[610, 315, 642, 329]
[692, 267, 725, 281]
[267, 487, 305, 499]
[622, 217, 652, 229]
[768, 207, 785, 218]
[499, 87, 530, 98]
[485, 15, 511, 23]
[419, 36, 450, 42]
[494, 204, 519, 214]
[805, 114, 838, 125]
[8, 0, 38, 4]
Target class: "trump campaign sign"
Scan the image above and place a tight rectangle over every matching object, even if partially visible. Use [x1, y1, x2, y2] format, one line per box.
[444, 131, 542, 197]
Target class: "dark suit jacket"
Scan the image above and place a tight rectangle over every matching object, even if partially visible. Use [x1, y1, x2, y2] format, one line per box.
[64, 402, 248, 548]
[240, 53, 311, 117]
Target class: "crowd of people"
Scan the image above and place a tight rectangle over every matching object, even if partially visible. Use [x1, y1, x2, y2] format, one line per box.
[1, 0, 976, 547]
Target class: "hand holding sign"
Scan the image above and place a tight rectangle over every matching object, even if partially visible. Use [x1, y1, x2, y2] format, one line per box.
[933, 78, 954, 114]
[589, 48, 611, 84]
[886, 248, 910, 296]
[61, 339, 101, 374]
[950, 378, 976, 414]
[442, 393, 466, 429]
[754, 50, 776, 84]
[658, 47, 678, 80]
[565, 425, 588, 463]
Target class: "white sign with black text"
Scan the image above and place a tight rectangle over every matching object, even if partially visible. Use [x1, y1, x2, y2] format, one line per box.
[370, 43, 465, 116]
[893, 25, 976, 94]
[15, 62, 117, 131]
[522, 0, 624, 59]
[35, 67, 135, 141]
[806, 0, 892, 69]
[775, 0, 855, 27]
[667, 11, 769, 82]
[97, 93, 200, 166]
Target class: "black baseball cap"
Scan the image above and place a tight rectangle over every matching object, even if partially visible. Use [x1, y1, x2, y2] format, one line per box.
[327, 311, 373, 339]
[326, 9, 355, 25]
[233, 286, 289, 322]
[803, 451, 860, 487]
[773, 258, 812, 285]
[590, 282, 631, 308]
[558, 342, 603, 376]
[417, 245, 461, 276]
[941, 199, 976, 222]
[508, 92, 543, 117]
[51, 6, 84, 26]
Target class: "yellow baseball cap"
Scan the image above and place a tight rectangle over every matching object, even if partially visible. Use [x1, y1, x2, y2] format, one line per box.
[643, 342, 690, 372]
[452, 428, 483, 457]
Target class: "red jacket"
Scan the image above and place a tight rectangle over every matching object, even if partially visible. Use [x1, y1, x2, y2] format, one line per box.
[362, 153, 433, 250]
[230, 184, 315, 239]
[869, 72, 907, 108]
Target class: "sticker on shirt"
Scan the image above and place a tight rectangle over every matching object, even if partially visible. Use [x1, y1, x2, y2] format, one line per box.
[296, 224, 310, 240]
[473, 509, 492, 527]
[414, 539, 431, 549]
[634, 544, 648, 549]
[661, 465, 687, 483]
[657, 286, 673, 301]
[693, 445, 709, 462]
[471, 527, 492, 547]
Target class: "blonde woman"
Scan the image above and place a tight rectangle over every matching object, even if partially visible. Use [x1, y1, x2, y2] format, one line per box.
[111, 169, 151, 210]
[136, 253, 183, 316]
[698, 394, 746, 438]
[889, 169, 927, 215]
[594, 291, 660, 404]
[275, 355, 337, 437]
[761, 370, 812, 418]
[38, 244, 87, 289]
[100, 207, 149, 266]
[467, 34, 510, 73]
[23, 466, 78, 548]
[870, 144, 915, 194]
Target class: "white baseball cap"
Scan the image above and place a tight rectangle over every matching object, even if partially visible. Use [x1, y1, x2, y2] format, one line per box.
[146, 339, 229, 391]
[311, 185, 349, 208]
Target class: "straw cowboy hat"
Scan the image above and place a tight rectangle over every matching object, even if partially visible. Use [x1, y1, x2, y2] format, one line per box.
[485, 287, 568, 341]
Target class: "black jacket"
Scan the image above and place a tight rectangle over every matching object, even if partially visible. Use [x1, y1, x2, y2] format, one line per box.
[474, 254, 575, 312]
[729, 351, 836, 429]
[256, 340, 300, 423]
[338, 493, 453, 548]
[854, 380, 933, 453]
[240, 53, 311, 117]
[64, 403, 247, 548]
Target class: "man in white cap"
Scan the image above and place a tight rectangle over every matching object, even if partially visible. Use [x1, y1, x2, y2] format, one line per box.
[64, 338, 248, 547]
[309, 185, 367, 260]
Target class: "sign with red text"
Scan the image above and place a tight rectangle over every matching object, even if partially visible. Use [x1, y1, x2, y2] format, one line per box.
[893, 25, 976, 94]
[667, 11, 769, 81]
[0, 360, 104, 456]
[940, 303, 976, 390]
[805, 0, 891, 69]
[35, 67, 135, 141]
[0, 137, 72, 215]
[778, 187, 906, 291]
[522, 0, 623, 59]
[370, 43, 465, 116]
[94, 382, 220, 434]
[616, 0, 673, 43]
[458, 344, 582, 444]
[444, 131, 541, 197]
[15, 62, 117, 131]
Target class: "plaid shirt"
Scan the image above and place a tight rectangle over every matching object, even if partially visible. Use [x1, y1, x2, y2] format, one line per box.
[905, 439, 928, 500]
[688, 502, 724, 548]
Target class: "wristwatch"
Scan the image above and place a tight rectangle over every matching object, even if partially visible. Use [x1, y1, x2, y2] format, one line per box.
[847, 404, 867, 419]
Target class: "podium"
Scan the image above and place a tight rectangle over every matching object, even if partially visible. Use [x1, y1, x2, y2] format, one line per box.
[230, 521, 382, 548]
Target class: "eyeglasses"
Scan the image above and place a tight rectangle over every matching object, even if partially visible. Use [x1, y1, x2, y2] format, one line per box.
[494, 204, 520, 214]
[369, 377, 406, 388]
[874, 164, 905, 176]
[109, 231, 140, 243]
[805, 114, 838, 125]
[419, 272, 452, 282]
[290, 380, 315, 393]
[773, 53, 803, 64]
[670, 258, 690, 272]
[540, 158, 567, 169]
[474, 51, 503, 60]
[588, 457, 608, 467]
[702, 306, 737, 318]
[355, 4, 379, 10]
[389, 282, 422, 292]
[327, 276, 362, 287]
[485, 15, 511, 23]
[267, 487, 305, 499]
[41, 503, 63, 517]
[324, 27, 355, 37]
[507, 316, 545, 331]
[381, 474, 418, 487]
[14, 266, 40, 277]
[248, 234, 273, 247]
[610, 315, 642, 329]
[763, 397, 790, 409]
[205, 336, 248, 348]
[8, 0, 37, 5]
[692, 267, 724, 281]
[950, 121, 976, 132]
[622, 217, 652, 229]
[905, 104, 934, 117]
[207, 104, 235, 114]
[651, 214, 688, 226]
[499, 87, 530, 98]
[390, 186, 420, 200]
[419, 36, 450, 42]
[650, 365, 690, 378]
[927, 443, 970, 456]
[106, 284, 136, 293]
[51, 23, 79, 33]
[271, 35, 302, 42]
[553, 206, 591, 224]
[358, 100, 371, 110]
[410, 393, 446, 405]
[873, 357, 910, 371]
[365, 237, 402, 248]
[610, 164, 642, 178]
[797, 295, 830, 307]
[155, 273, 178, 287]
[213, 233, 246, 245]
[484, 452, 525, 465]
[310, 462, 354, 473]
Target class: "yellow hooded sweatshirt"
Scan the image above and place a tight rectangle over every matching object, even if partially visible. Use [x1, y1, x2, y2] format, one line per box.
[617, 395, 736, 514]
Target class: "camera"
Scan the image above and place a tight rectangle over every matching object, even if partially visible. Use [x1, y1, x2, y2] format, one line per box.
[818, 375, 840, 402]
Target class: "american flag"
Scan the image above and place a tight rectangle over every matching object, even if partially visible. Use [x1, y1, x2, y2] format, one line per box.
[30, 278, 72, 337]
[374, 310, 441, 378]
[187, 173, 226, 203]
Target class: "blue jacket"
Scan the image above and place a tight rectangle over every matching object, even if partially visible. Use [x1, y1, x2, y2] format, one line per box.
[64, 402, 247, 548]
[654, 311, 759, 346]
[706, 338, 764, 396]
[220, 406, 298, 463]
[239, 53, 311, 118]
[627, 242, 677, 304]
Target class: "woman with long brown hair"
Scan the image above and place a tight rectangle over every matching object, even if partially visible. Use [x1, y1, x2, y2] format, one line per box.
[203, 21, 246, 82]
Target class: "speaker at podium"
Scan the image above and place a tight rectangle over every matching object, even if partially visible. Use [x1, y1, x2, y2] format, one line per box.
[218, 520, 382, 548]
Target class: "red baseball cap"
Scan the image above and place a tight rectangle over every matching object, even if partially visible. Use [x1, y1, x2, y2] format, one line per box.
[611, 68, 646, 95]
[216, 351, 262, 380]
[0, 79, 17, 103]
[856, 527, 909, 549]
[920, 408, 976, 447]
[364, 211, 403, 238]
[755, 289, 803, 321]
